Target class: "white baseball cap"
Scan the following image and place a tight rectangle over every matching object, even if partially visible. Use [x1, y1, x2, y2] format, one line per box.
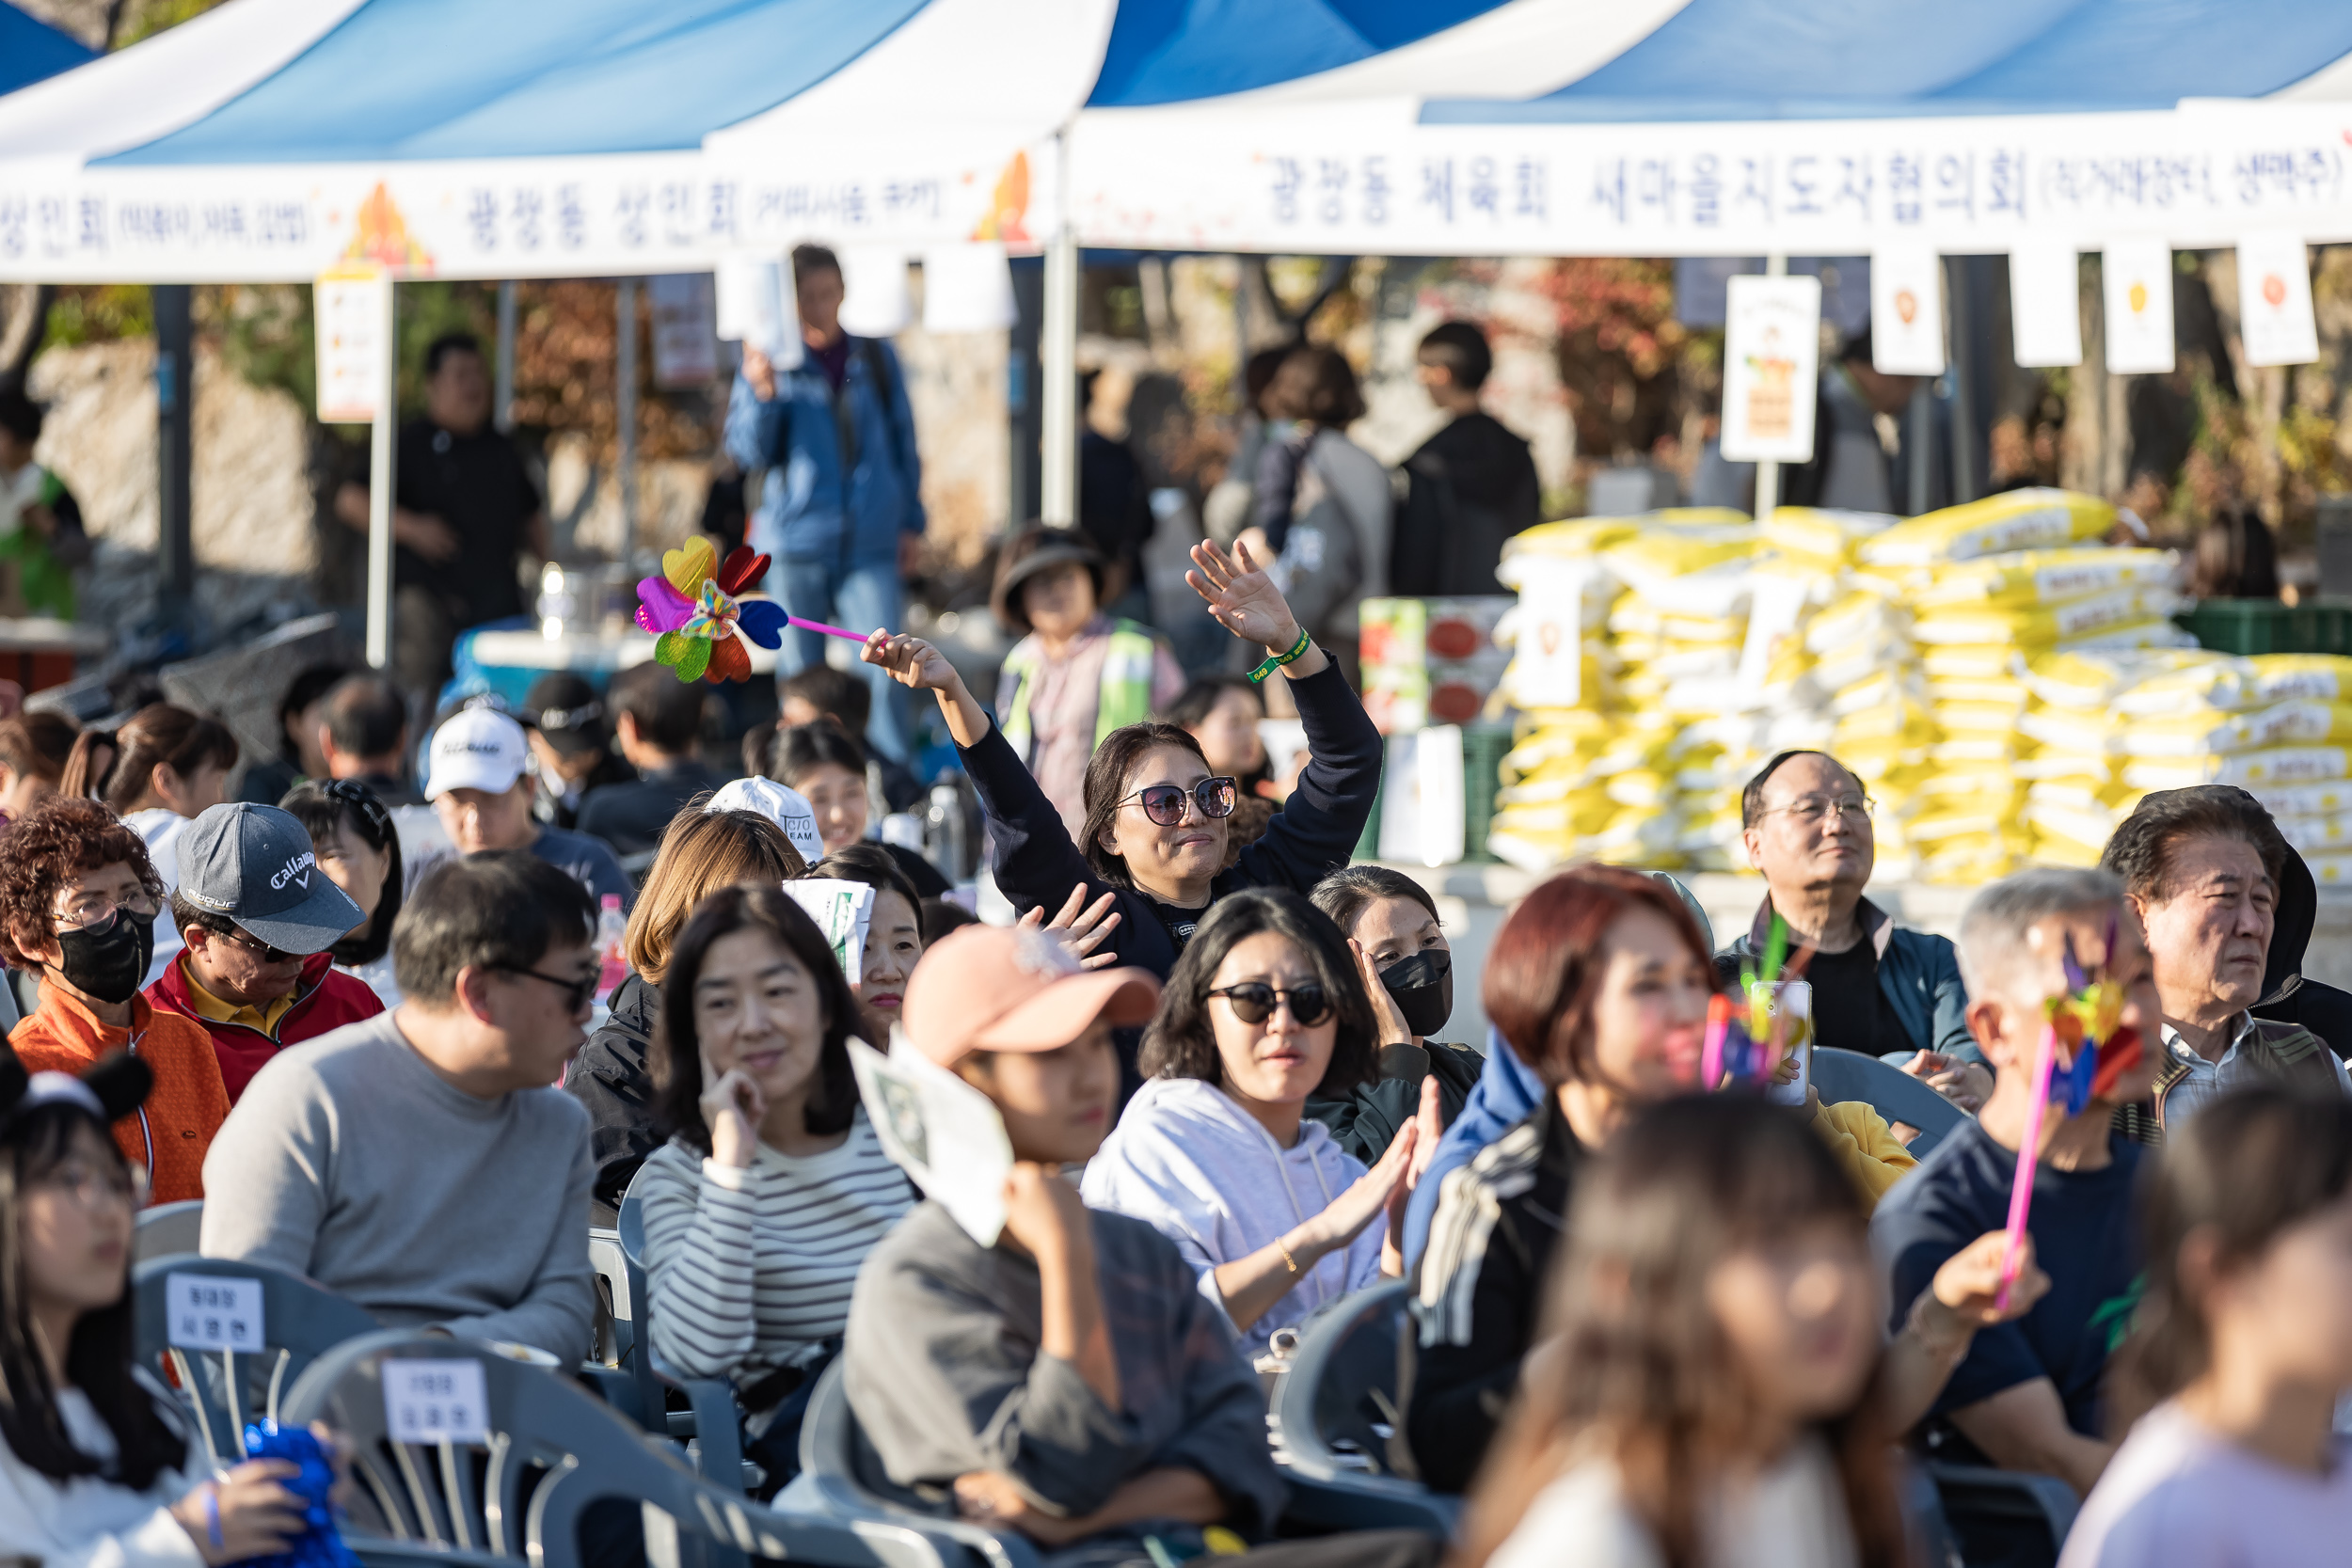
[425, 707, 533, 800]
[707, 776, 825, 867]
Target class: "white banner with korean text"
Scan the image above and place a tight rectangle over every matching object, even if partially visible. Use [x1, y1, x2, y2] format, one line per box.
[1069, 99, 2352, 258]
[0, 141, 1048, 283]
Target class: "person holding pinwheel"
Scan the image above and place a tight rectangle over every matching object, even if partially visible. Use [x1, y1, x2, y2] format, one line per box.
[1873, 867, 2164, 1503]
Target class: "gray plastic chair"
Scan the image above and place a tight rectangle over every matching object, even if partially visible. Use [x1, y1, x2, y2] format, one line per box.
[587, 1227, 633, 1370]
[134, 1200, 205, 1264]
[1926, 1461, 2079, 1566]
[1267, 1281, 1460, 1537]
[1810, 1047, 1968, 1156]
[278, 1329, 934, 1568]
[616, 1180, 751, 1493]
[782, 1359, 1042, 1568]
[133, 1254, 381, 1464]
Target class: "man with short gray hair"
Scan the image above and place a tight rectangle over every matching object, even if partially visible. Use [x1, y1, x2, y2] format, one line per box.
[1872, 867, 2163, 1502]
[2100, 785, 2350, 1137]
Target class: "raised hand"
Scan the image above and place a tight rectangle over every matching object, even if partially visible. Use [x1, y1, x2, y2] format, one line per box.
[863, 630, 961, 695]
[1019, 885, 1124, 971]
[1186, 538, 1303, 653]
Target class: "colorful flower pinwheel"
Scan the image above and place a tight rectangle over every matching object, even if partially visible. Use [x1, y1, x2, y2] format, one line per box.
[634, 534, 789, 683]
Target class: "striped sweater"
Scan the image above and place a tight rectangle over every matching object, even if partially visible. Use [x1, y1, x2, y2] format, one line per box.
[637, 1109, 914, 1391]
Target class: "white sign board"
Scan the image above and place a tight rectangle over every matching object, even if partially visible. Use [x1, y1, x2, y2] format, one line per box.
[2235, 231, 2319, 369]
[2103, 239, 2177, 375]
[923, 243, 1019, 333]
[383, 1358, 489, 1446]
[838, 246, 913, 338]
[648, 274, 719, 388]
[853, 1034, 1015, 1246]
[1506, 556, 1590, 708]
[313, 268, 389, 425]
[784, 879, 875, 984]
[2008, 242, 2083, 369]
[713, 253, 802, 368]
[166, 1273, 264, 1354]
[1720, 274, 1822, 464]
[1868, 243, 1946, 376]
[1376, 727, 1467, 869]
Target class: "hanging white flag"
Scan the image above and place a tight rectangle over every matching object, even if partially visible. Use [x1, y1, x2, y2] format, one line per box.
[2103, 239, 2176, 375]
[2235, 231, 2319, 369]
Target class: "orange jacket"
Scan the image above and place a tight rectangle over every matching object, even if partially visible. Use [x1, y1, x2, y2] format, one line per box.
[8, 987, 230, 1203]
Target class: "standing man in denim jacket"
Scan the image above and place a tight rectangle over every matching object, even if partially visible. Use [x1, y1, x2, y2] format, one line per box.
[724, 244, 925, 765]
[1717, 749, 1990, 1110]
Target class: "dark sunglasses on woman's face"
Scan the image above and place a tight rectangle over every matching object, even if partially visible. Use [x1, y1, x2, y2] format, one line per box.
[1207, 981, 1333, 1027]
[1118, 776, 1238, 828]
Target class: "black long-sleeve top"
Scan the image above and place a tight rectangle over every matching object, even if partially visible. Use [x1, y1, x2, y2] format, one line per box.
[958, 657, 1384, 983]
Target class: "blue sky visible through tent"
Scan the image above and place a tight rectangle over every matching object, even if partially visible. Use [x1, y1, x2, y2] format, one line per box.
[103, 0, 928, 163]
[1422, 0, 2352, 120]
[1, 0, 95, 97]
[1088, 0, 1512, 106]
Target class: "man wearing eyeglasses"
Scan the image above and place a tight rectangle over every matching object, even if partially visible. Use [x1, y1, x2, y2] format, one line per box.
[144, 803, 383, 1104]
[1721, 750, 1987, 1108]
[200, 851, 599, 1359]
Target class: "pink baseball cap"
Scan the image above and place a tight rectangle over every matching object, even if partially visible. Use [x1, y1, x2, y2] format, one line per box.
[902, 924, 1160, 1069]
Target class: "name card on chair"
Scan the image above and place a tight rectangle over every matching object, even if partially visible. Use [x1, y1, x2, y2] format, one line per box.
[383, 1359, 488, 1446]
[166, 1273, 264, 1353]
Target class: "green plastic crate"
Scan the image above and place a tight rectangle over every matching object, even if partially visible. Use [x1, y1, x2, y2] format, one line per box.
[1462, 724, 1513, 863]
[2174, 598, 2352, 657]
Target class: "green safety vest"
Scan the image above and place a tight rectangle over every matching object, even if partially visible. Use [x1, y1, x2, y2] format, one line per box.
[999, 619, 1162, 759]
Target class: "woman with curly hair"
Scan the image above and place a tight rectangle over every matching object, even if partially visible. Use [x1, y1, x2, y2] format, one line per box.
[0, 796, 228, 1202]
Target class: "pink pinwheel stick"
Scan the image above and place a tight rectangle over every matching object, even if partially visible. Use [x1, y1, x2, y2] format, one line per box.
[1995, 1022, 2059, 1310]
[787, 614, 877, 643]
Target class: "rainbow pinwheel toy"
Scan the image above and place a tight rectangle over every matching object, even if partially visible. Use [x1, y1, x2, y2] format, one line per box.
[634, 535, 789, 683]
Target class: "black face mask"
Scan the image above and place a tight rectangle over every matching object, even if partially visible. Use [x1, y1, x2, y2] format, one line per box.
[56, 909, 155, 1006]
[1379, 949, 1454, 1040]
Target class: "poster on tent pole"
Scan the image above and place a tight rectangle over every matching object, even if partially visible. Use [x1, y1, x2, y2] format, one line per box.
[1720, 275, 1822, 465]
[2235, 230, 2320, 368]
[1868, 242, 1946, 376]
[2103, 238, 2177, 375]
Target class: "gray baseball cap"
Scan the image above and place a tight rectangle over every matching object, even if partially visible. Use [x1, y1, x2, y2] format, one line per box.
[175, 802, 366, 957]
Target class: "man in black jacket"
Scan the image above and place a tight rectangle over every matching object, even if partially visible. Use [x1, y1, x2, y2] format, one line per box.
[1390, 322, 1540, 598]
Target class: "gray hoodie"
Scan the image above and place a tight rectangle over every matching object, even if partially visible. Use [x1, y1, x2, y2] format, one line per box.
[844, 1200, 1285, 1557]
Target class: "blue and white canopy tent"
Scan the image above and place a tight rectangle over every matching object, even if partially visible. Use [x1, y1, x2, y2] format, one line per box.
[3, 0, 2351, 654]
[0, 2, 92, 98]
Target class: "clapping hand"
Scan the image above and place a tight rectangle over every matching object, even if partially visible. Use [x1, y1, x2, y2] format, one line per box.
[1019, 885, 1124, 971]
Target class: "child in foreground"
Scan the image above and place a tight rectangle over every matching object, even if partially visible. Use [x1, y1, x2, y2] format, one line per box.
[2059, 1085, 2352, 1567]
[843, 924, 1438, 1568]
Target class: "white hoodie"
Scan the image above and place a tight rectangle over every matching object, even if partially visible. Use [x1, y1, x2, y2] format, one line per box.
[1082, 1076, 1384, 1353]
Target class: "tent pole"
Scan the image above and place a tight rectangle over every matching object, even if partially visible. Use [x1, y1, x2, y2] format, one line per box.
[1041, 129, 1078, 526]
[365, 279, 397, 671]
[494, 280, 516, 436]
[153, 284, 195, 635]
[1753, 252, 1786, 517]
[617, 277, 639, 564]
[1947, 255, 1979, 503]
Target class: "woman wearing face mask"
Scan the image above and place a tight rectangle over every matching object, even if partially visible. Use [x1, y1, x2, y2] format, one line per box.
[59, 704, 240, 990]
[864, 539, 1380, 1019]
[0, 1053, 322, 1566]
[803, 845, 924, 1040]
[278, 780, 405, 1008]
[768, 721, 950, 898]
[1458, 1096, 1904, 1568]
[1305, 866, 1480, 1164]
[638, 885, 914, 1493]
[1081, 888, 1430, 1354]
[2061, 1085, 2352, 1567]
[0, 797, 230, 1204]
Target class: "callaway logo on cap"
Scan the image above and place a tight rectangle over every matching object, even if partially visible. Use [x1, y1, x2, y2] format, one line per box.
[176, 803, 365, 958]
[425, 706, 533, 800]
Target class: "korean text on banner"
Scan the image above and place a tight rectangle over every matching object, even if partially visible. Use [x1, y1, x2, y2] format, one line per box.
[851, 1035, 1014, 1246]
[2235, 231, 2320, 369]
[313, 265, 389, 424]
[1721, 275, 1823, 464]
[782, 879, 873, 982]
[2103, 239, 2176, 375]
[1869, 243, 1947, 376]
[2009, 242, 2083, 369]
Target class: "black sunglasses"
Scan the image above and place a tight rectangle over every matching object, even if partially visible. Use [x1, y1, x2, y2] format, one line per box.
[1117, 776, 1237, 829]
[498, 964, 600, 1013]
[1207, 982, 1333, 1028]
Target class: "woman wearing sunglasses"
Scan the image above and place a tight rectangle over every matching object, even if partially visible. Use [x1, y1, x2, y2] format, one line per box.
[1080, 888, 1429, 1354]
[863, 538, 1380, 1021]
